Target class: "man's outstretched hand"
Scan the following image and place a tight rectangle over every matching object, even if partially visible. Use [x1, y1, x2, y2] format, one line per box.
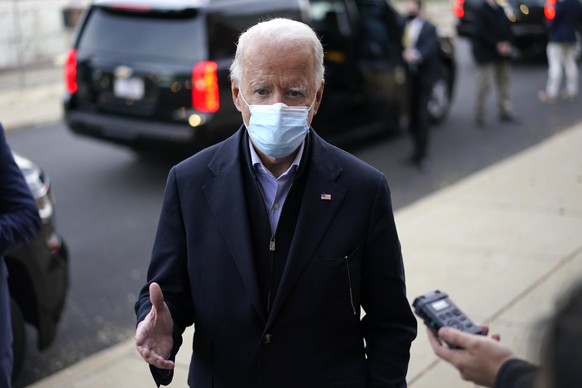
[136, 282, 175, 369]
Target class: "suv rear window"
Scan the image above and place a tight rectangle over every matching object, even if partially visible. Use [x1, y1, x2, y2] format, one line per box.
[77, 7, 203, 61]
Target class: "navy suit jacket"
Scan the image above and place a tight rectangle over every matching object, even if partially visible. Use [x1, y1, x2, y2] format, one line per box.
[472, 1, 514, 64]
[548, 0, 582, 43]
[0, 125, 41, 357]
[136, 128, 417, 388]
[409, 19, 440, 89]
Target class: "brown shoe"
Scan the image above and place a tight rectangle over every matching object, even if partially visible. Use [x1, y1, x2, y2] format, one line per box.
[538, 90, 556, 103]
[561, 91, 577, 102]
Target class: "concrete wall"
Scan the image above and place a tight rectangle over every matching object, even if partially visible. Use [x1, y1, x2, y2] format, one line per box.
[0, 0, 88, 69]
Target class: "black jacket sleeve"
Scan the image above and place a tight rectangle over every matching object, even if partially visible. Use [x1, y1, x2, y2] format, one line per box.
[494, 358, 538, 388]
[0, 125, 41, 255]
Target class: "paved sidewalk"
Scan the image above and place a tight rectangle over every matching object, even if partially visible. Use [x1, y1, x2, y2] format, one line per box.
[26, 121, 582, 387]
[0, 83, 64, 131]
[0, 63, 64, 131]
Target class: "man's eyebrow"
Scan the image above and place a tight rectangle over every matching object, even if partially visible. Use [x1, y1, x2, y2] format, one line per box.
[289, 85, 308, 93]
[247, 80, 266, 89]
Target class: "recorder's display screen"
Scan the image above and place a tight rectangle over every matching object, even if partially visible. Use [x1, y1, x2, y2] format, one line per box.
[431, 300, 449, 311]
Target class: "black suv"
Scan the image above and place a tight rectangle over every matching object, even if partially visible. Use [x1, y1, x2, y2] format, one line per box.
[6, 153, 69, 379]
[64, 0, 455, 154]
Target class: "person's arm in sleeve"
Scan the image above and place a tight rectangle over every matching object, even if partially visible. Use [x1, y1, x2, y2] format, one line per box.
[362, 174, 417, 387]
[412, 23, 439, 64]
[135, 167, 195, 386]
[473, 6, 503, 51]
[0, 125, 40, 254]
[494, 358, 538, 388]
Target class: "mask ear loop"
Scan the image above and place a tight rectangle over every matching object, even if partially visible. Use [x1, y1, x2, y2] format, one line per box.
[239, 91, 250, 107]
[238, 92, 253, 128]
[308, 93, 318, 112]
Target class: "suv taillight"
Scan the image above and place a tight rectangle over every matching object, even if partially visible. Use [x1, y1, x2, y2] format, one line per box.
[192, 61, 219, 113]
[65, 49, 78, 94]
[453, 0, 465, 19]
[544, 0, 556, 20]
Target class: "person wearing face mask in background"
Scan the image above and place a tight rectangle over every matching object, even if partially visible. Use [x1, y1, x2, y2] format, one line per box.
[401, 0, 439, 170]
[134, 18, 417, 388]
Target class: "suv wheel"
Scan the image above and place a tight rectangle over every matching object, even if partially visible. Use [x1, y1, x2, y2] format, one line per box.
[11, 298, 26, 379]
[575, 29, 582, 62]
[428, 64, 452, 124]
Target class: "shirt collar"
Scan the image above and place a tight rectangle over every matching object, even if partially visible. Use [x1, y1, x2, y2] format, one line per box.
[249, 140, 304, 177]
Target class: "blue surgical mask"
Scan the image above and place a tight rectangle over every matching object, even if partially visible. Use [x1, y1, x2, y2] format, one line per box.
[240, 93, 315, 158]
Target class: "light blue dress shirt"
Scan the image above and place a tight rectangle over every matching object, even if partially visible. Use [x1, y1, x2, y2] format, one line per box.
[249, 140, 304, 234]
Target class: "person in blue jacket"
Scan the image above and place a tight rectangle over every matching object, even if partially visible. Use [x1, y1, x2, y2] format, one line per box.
[0, 124, 41, 387]
[538, 0, 582, 103]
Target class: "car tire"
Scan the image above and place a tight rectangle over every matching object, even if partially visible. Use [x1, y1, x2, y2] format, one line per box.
[11, 298, 26, 380]
[575, 29, 582, 62]
[428, 64, 452, 125]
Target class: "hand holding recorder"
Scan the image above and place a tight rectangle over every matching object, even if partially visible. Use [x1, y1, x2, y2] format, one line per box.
[414, 290, 515, 387]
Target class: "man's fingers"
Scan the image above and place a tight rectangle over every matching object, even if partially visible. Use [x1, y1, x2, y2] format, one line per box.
[149, 282, 165, 310]
[426, 328, 456, 361]
[137, 344, 175, 370]
[438, 327, 473, 348]
[426, 327, 441, 348]
[135, 320, 151, 346]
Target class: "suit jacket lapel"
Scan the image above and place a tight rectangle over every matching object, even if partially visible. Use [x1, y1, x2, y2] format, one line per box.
[267, 133, 346, 325]
[203, 129, 266, 322]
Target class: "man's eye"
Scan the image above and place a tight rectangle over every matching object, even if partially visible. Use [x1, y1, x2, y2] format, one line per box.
[255, 89, 267, 96]
[289, 91, 303, 97]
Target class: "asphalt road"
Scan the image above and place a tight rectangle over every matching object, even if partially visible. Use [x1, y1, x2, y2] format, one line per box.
[7, 38, 582, 387]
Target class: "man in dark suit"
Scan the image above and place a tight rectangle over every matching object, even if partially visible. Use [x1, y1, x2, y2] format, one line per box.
[0, 124, 41, 387]
[401, 0, 440, 170]
[135, 18, 417, 388]
[472, 0, 518, 127]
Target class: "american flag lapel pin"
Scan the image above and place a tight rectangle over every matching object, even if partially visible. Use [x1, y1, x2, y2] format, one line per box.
[320, 193, 332, 201]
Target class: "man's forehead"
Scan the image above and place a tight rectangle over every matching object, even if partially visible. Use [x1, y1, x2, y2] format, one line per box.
[243, 59, 314, 88]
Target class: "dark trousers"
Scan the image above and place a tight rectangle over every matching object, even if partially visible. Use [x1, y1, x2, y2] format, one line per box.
[0, 261, 13, 388]
[409, 75, 431, 160]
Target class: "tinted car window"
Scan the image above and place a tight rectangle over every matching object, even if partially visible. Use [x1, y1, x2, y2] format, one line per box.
[77, 8, 203, 60]
[310, 0, 354, 51]
[206, 6, 302, 60]
[356, 0, 398, 60]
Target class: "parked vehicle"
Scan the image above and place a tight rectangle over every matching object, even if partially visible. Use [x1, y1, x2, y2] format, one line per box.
[64, 0, 455, 155]
[453, 0, 548, 57]
[6, 153, 69, 379]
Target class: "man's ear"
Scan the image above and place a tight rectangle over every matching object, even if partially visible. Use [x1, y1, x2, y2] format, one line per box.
[313, 80, 325, 115]
[232, 81, 243, 113]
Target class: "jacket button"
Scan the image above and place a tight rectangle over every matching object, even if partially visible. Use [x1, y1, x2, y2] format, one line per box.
[263, 334, 273, 344]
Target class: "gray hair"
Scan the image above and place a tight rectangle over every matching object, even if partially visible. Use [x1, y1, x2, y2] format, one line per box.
[229, 18, 325, 88]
